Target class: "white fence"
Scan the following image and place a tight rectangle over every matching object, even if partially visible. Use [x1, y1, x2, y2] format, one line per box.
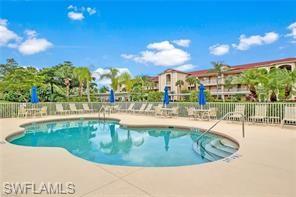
[0, 102, 295, 125]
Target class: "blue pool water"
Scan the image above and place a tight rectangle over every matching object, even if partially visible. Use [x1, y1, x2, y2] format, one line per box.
[9, 119, 235, 167]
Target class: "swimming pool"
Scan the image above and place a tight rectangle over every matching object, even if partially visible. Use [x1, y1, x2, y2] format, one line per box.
[9, 119, 238, 167]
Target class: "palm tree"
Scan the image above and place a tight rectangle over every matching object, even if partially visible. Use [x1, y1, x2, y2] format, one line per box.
[100, 68, 119, 90]
[186, 76, 199, 91]
[211, 61, 226, 101]
[118, 72, 133, 92]
[73, 67, 92, 102]
[55, 61, 74, 100]
[175, 80, 184, 100]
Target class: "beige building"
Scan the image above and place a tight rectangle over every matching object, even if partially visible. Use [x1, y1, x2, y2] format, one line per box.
[151, 57, 296, 100]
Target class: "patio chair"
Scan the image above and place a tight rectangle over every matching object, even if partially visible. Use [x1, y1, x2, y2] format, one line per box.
[154, 105, 164, 117]
[127, 103, 135, 113]
[38, 106, 47, 117]
[281, 106, 296, 127]
[18, 104, 28, 118]
[69, 103, 84, 114]
[209, 107, 218, 120]
[187, 107, 196, 119]
[228, 104, 245, 120]
[133, 103, 147, 113]
[82, 103, 94, 113]
[249, 105, 268, 123]
[56, 104, 70, 115]
[168, 107, 179, 117]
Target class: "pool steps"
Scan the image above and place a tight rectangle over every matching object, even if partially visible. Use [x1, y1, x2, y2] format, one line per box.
[192, 138, 238, 162]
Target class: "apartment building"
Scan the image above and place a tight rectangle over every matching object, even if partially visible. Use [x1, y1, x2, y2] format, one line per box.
[151, 57, 296, 100]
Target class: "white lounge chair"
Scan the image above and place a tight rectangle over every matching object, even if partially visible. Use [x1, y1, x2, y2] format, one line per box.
[168, 107, 179, 117]
[144, 104, 154, 115]
[228, 104, 245, 120]
[127, 103, 135, 113]
[69, 103, 83, 114]
[281, 106, 296, 127]
[249, 105, 267, 123]
[133, 103, 147, 113]
[56, 104, 70, 115]
[82, 103, 94, 113]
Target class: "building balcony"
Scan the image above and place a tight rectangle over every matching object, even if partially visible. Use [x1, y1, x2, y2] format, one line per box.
[210, 88, 249, 95]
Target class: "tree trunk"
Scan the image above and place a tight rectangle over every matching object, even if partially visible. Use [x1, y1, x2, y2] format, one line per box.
[64, 78, 70, 101]
[87, 81, 90, 102]
[79, 81, 83, 97]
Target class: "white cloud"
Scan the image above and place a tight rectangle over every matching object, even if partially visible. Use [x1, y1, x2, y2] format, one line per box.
[209, 44, 230, 56]
[232, 32, 279, 50]
[92, 67, 132, 87]
[0, 19, 53, 55]
[86, 7, 96, 15]
[286, 22, 296, 40]
[122, 40, 190, 66]
[67, 5, 96, 20]
[0, 18, 21, 46]
[18, 37, 53, 55]
[172, 39, 191, 47]
[68, 11, 85, 21]
[24, 29, 37, 38]
[121, 54, 135, 59]
[147, 41, 175, 50]
[0, 19, 8, 26]
[175, 64, 195, 71]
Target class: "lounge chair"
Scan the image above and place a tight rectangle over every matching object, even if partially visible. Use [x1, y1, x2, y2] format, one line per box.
[56, 104, 70, 115]
[249, 105, 267, 123]
[18, 104, 28, 118]
[281, 106, 296, 127]
[69, 103, 84, 114]
[144, 104, 154, 115]
[127, 103, 135, 113]
[133, 103, 147, 113]
[168, 107, 179, 117]
[82, 103, 94, 113]
[228, 104, 245, 120]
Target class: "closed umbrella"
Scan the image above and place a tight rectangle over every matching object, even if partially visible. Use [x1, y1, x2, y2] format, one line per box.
[198, 84, 206, 109]
[31, 86, 39, 103]
[109, 89, 115, 104]
[163, 86, 169, 107]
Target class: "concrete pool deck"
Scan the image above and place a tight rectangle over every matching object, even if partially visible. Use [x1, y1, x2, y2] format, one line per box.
[0, 114, 295, 197]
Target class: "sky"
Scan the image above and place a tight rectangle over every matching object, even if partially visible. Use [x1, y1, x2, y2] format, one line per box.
[0, 0, 296, 86]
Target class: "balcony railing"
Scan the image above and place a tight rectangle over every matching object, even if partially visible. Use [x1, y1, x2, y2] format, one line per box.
[0, 102, 295, 125]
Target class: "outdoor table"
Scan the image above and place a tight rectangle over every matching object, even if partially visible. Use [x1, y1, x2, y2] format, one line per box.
[160, 108, 173, 117]
[194, 109, 210, 120]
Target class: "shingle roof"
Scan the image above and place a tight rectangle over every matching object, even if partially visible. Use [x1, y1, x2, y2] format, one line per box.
[148, 57, 296, 80]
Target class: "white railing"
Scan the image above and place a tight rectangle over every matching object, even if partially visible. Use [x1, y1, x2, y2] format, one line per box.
[0, 102, 295, 126]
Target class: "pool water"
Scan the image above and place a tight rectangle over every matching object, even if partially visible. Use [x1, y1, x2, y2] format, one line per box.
[9, 119, 237, 167]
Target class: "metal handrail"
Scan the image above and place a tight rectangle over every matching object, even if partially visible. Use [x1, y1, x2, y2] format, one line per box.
[195, 112, 245, 143]
[98, 105, 106, 120]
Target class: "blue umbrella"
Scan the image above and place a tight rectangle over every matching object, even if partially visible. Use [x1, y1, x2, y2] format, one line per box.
[31, 86, 39, 103]
[198, 84, 206, 108]
[163, 86, 169, 107]
[109, 89, 115, 104]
